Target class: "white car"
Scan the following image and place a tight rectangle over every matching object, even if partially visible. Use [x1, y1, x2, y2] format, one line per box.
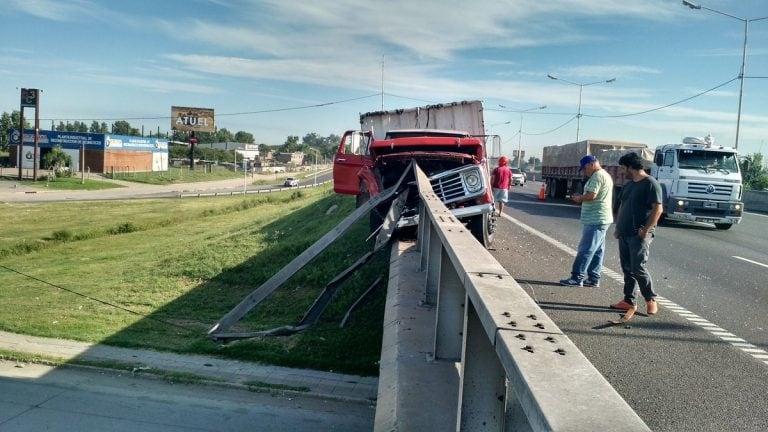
[283, 177, 299, 187]
[510, 168, 526, 186]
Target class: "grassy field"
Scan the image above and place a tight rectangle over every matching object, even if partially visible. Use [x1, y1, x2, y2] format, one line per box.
[0, 186, 388, 375]
[19, 176, 124, 190]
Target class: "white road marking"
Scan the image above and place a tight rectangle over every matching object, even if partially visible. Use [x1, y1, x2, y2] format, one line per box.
[745, 211, 768, 218]
[732, 256, 768, 270]
[501, 212, 768, 368]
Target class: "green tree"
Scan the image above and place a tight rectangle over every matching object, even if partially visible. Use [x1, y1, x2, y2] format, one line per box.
[112, 120, 139, 136]
[0, 112, 10, 151]
[216, 128, 234, 143]
[0, 111, 26, 151]
[740, 153, 768, 190]
[527, 156, 542, 170]
[234, 131, 255, 143]
[280, 135, 300, 152]
[42, 145, 73, 177]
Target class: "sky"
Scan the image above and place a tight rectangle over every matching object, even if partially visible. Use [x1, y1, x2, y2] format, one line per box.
[2, 0, 768, 160]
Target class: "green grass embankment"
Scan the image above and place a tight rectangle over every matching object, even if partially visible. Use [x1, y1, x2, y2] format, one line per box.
[0, 186, 387, 375]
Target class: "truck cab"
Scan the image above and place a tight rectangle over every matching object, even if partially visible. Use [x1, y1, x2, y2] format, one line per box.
[650, 136, 743, 230]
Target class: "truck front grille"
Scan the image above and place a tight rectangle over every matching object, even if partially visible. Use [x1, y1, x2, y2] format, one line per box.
[687, 182, 732, 198]
[429, 166, 485, 205]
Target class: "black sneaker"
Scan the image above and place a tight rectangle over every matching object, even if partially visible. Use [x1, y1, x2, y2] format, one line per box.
[583, 279, 600, 288]
[559, 278, 583, 287]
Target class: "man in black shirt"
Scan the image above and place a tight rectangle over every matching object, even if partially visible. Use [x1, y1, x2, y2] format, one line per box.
[611, 152, 663, 317]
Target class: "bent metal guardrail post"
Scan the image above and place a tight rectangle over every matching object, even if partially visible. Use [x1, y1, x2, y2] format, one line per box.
[207, 162, 415, 341]
[405, 163, 651, 431]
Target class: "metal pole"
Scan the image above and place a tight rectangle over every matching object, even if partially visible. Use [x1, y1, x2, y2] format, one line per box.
[33, 93, 40, 182]
[517, 114, 524, 169]
[734, 20, 748, 149]
[576, 84, 583, 142]
[18, 108, 23, 180]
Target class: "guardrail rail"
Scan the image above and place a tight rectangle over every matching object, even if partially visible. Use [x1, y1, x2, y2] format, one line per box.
[374, 163, 651, 431]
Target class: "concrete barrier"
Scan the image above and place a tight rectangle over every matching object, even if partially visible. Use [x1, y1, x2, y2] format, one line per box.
[744, 190, 768, 214]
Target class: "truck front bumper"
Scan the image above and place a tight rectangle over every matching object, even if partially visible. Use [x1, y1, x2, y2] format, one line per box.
[666, 197, 743, 225]
[399, 203, 494, 228]
[451, 203, 495, 219]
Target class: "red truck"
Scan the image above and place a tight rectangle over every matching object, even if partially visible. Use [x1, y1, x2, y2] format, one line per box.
[332, 101, 497, 246]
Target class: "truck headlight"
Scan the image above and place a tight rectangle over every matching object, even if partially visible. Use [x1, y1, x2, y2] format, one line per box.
[733, 204, 741, 210]
[676, 200, 685, 206]
[463, 170, 483, 193]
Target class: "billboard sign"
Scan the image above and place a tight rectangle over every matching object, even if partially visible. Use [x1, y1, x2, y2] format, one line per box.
[20, 88, 39, 108]
[171, 106, 215, 133]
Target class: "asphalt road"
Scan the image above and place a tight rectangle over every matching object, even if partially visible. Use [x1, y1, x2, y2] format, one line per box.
[492, 181, 768, 432]
[0, 171, 334, 202]
[0, 361, 373, 431]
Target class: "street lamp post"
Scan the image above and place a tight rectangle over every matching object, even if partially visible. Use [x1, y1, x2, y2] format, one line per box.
[682, 1, 768, 150]
[547, 74, 615, 142]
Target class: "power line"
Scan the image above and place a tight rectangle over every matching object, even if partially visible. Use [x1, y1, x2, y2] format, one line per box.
[39, 93, 381, 123]
[583, 76, 739, 119]
[523, 116, 578, 136]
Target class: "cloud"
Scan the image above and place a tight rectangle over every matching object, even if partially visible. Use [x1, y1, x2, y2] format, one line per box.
[5, 0, 120, 22]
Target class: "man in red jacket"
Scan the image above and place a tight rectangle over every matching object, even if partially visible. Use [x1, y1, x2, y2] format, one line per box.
[491, 156, 512, 215]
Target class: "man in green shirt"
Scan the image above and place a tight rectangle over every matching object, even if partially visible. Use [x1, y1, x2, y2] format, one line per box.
[560, 155, 614, 287]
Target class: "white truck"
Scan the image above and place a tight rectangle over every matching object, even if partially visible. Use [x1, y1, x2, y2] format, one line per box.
[650, 136, 743, 230]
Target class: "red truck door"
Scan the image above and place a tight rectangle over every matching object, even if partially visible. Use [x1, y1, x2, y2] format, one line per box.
[333, 130, 373, 195]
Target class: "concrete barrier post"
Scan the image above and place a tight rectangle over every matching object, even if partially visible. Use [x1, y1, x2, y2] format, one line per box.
[457, 300, 506, 431]
[434, 248, 465, 361]
[417, 203, 427, 253]
[424, 222, 442, 305]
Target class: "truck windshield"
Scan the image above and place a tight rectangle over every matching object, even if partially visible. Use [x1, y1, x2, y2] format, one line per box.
[677, 150, 739, 173]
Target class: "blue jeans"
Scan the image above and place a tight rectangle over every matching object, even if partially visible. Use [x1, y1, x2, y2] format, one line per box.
[570, 224, 610, 283]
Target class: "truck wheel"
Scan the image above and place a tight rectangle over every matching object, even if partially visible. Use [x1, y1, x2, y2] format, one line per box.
[714, 223, 732, 230]
[548, 179, 556, 198]
[469, 213, 494, 247]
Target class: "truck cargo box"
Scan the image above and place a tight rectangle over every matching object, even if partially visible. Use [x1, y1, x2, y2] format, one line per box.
[360, 100, 485, 140]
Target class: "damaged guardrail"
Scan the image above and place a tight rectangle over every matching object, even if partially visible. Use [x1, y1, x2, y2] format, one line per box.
[375, 163, 651, 431]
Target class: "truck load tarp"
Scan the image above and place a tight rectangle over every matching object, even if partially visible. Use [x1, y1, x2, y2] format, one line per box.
[597, 148, 655, 169]
[542, 140, 646, 168]
[360, 100, 484, 140]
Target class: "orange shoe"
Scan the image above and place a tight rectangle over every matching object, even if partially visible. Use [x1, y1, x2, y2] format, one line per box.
[610, 300, 635, 311]
[646, 299, 658, 315]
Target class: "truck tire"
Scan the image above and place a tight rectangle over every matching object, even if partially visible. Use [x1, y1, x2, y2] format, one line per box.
[714, 223, 732, 230]
[548, 179, 556, 198]
[468, 213, 494, 248]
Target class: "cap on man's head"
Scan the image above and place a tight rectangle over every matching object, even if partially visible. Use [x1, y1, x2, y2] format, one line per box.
[579, 155, 597, 171]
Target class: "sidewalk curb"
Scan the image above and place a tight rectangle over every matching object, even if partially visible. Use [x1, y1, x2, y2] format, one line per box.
[0, 331, 378, 405]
